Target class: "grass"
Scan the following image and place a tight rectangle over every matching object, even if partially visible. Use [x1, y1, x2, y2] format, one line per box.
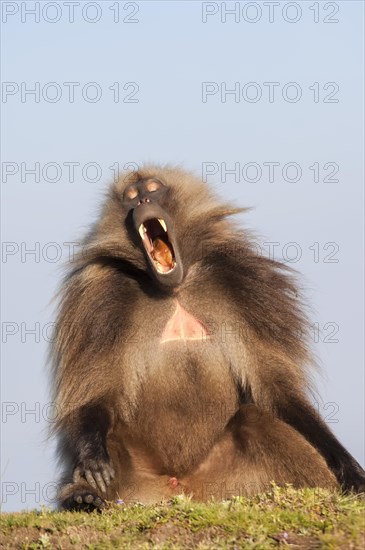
[1, 486, 364, 549]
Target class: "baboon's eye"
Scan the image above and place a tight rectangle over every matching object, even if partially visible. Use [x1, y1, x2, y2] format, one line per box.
[145, 180, 162, 193]
[125, 186, 138, 200]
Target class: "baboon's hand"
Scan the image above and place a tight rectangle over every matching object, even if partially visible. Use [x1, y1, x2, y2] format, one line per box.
[338, 460, 365, 493]
[62, 486, 107, 512]
[73, 456, 115, 494]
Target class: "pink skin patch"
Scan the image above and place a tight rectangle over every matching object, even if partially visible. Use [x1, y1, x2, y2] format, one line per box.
[169, 477, 179, 489]
[161, 301, 209, 343]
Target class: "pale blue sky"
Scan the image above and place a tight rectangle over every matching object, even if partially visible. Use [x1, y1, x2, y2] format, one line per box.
[1, 1, 364, 511]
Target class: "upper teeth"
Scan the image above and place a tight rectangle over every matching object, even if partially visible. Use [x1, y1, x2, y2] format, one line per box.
[158, 219, 167, 232]
[138, 225, 147, 239]
[138, 219, 167, 239]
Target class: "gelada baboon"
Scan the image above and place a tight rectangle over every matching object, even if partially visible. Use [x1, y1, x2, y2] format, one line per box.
[52, 166, 365, 510]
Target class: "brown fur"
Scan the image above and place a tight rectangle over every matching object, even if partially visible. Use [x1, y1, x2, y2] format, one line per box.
[52, 166, 364, 510]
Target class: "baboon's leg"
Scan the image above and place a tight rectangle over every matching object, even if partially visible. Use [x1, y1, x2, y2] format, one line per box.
[180, 404, 338, 501]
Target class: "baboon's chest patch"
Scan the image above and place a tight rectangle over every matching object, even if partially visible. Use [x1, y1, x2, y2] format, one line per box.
[161, 301, 208, 343]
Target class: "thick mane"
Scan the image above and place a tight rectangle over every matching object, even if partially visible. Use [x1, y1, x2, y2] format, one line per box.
[52, 166, 313, 422]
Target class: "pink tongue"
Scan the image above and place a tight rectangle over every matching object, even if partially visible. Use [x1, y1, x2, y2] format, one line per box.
[152, 238, 173, 268]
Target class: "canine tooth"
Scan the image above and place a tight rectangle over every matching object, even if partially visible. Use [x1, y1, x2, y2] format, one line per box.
[138, 224, 146, 239]
[158, 218, 167, 232]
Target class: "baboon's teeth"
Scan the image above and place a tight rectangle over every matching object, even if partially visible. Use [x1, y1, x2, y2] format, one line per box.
[138, 224, 147, 239]
[158, 218, 167, 232]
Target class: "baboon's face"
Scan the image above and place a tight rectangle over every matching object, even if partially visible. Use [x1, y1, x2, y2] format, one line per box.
[122, 177, 184, 288]
[101, 168, 230, 290]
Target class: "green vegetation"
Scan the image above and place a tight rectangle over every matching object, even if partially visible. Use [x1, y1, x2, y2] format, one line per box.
[1, 486, 364, 549]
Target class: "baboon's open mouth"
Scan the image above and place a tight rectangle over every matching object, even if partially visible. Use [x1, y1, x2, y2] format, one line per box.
[138, 218, 176, 274]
